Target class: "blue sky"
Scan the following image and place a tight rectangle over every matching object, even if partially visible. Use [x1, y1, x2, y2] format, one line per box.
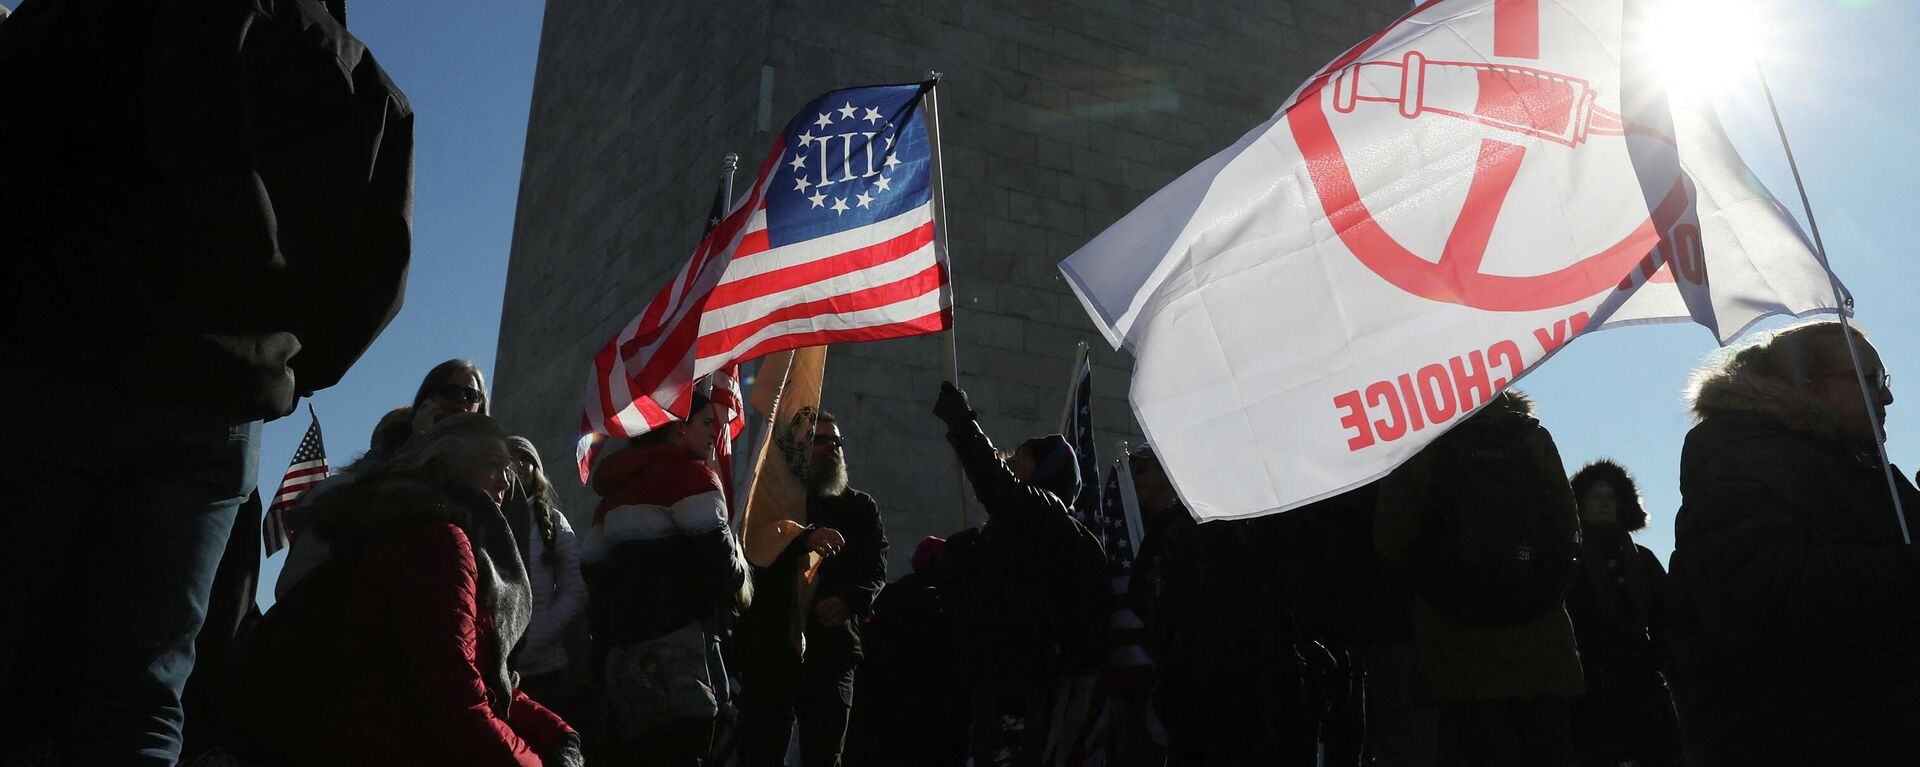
[250, 1, 546, 605]
[254, 0, 1920, 603]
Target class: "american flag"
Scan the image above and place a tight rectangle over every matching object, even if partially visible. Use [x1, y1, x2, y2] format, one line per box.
[577, 81, 949, 481]
[264, 407, 329, 556]
[1048, 462, 1157, 767]
[1062, 354, 1102, 527]
[693, 177, 749, 509]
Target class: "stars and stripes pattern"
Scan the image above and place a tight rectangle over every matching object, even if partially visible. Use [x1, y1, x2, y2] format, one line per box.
[264, 408, 329, 556]
[578, 81, 949, 481]
[1050, 462, 1158, 766]
[1063, 354, 1102, 527]
[695, 179, 749, 509]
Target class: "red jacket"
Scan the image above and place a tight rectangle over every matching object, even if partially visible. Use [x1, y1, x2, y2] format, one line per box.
[231, 478, 575, 766]
[319, 521, 572, 766]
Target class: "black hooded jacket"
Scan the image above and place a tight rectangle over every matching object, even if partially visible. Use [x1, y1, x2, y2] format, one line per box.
[0, 0, 411, 420]
[945, 420, 1106, 679]
[1565, 459, 1669, 689]
[1667, 359, 1920, 765]
[1564, 460, 1680, 755]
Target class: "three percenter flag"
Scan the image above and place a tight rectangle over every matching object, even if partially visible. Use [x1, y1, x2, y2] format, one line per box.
[578, 81, 950, 481]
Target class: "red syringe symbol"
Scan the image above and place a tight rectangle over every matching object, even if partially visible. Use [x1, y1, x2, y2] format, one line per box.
[1330, 51, 1625, 147]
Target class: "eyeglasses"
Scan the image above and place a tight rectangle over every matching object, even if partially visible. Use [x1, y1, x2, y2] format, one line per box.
[434, 384, 485, 404]
[1815, 370, 1893, 393]
[810, 433, 845, 448]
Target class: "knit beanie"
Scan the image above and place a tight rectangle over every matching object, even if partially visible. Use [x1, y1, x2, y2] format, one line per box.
[1021, 434, 1082, 505]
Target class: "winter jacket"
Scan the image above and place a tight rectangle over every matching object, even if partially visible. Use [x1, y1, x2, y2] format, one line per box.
[734, 487, 889, 673]
[1564, 458, 1679, 759]
[520, 507, 589, 677]
[944, 419, 1107, 680]
[1667, 361, 1920, 765]
[227, 475, 577, 767]
[1373, 391, 1586, 702]
[584, 442, 752, 666]
[844, 569, 970, 767]
[0, 0, 411, 420]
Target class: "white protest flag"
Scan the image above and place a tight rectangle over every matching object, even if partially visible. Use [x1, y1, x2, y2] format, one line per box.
[1598, 81, 1845, 339]
[1060, 0, 1841, 521]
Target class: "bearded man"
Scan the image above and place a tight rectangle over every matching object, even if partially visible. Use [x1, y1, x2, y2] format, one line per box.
[731, 410, 889, 767]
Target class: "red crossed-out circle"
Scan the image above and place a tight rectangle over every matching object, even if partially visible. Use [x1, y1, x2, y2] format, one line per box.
[1289, 0, 1676, 312]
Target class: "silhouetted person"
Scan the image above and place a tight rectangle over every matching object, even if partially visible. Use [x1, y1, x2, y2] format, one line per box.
[1564, 459, 1680, 767]
[226, 414, 580, 766]
[0, 1, 411, 762]
[1369, 391, 1583, 767]
[733, 410, 888, 767]
[585, 392, 753, 765]
[932, 382, 1107, 767]
[1667, 320, 1920, 765]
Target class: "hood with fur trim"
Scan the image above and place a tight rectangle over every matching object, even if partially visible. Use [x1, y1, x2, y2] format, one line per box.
[1569, 459, 1649, 533]
[1688, 359, 1850, 442]
[1478, 388, 1537, 422]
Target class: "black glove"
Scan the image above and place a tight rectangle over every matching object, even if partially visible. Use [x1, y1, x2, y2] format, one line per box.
[933, 381, 977, 427]
[541, 732, 584, 767]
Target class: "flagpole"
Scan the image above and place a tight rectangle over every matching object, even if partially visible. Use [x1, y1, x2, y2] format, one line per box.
[1754, 61, 1911, 545]
[719, 152, 747, 513]
[926, 71, 969, 531]
[1057, 340, 1091, 432]
[1114, 441, 1145, 557]
[722, 152, 739, 211]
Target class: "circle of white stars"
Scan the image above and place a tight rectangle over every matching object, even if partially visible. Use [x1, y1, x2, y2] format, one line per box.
[791, 102, 903, 216]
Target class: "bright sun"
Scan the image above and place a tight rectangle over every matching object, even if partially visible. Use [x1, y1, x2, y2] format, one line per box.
[1642, 0, 1772, 96]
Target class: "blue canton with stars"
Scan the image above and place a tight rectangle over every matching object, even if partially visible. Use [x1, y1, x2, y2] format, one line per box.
[765, 82, 934, 248]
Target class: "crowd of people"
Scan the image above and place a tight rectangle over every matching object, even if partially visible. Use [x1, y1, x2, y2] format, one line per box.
[7, 2, 1920, 767]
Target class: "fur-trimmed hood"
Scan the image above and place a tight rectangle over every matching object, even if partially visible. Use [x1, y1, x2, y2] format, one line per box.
[1569, 458, 1649, 533]
[1477, 388, 1537, 423]
[307, 473, 485, 546]
[1688, 360, 1850, 441]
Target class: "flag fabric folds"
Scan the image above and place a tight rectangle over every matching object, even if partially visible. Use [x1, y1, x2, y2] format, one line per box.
[694, 182, 749, 510]
[739, 345, 830, 655]
[1059, 0, 1843, 522]
[264, 408, 329, 556]
[1061, 353, 1102, 527]
[578, 81, 950, 482]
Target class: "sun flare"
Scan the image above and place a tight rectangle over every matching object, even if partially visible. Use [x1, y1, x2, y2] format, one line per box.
[1642, 0, 1773, 96]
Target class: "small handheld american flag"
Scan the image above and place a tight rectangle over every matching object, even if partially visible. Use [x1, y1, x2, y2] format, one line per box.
[264, 406, 330, 556]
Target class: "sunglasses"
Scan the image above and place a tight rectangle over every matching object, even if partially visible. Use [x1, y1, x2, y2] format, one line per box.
[810, 433, 845, 448]
[434, 383, 485, 405]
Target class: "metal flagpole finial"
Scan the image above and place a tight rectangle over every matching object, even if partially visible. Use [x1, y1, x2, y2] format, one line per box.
[927, 70, 943, 83]
[722, 152, 740, 172]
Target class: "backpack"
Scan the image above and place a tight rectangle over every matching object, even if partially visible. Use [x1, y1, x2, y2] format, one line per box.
[1414, 415, 1578, 628]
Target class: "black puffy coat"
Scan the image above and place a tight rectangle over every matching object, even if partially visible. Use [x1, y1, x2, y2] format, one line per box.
[945, 420, 1107, 680]
[1564, 460, 1679, 763]
[1667, 365, 1920, 765]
